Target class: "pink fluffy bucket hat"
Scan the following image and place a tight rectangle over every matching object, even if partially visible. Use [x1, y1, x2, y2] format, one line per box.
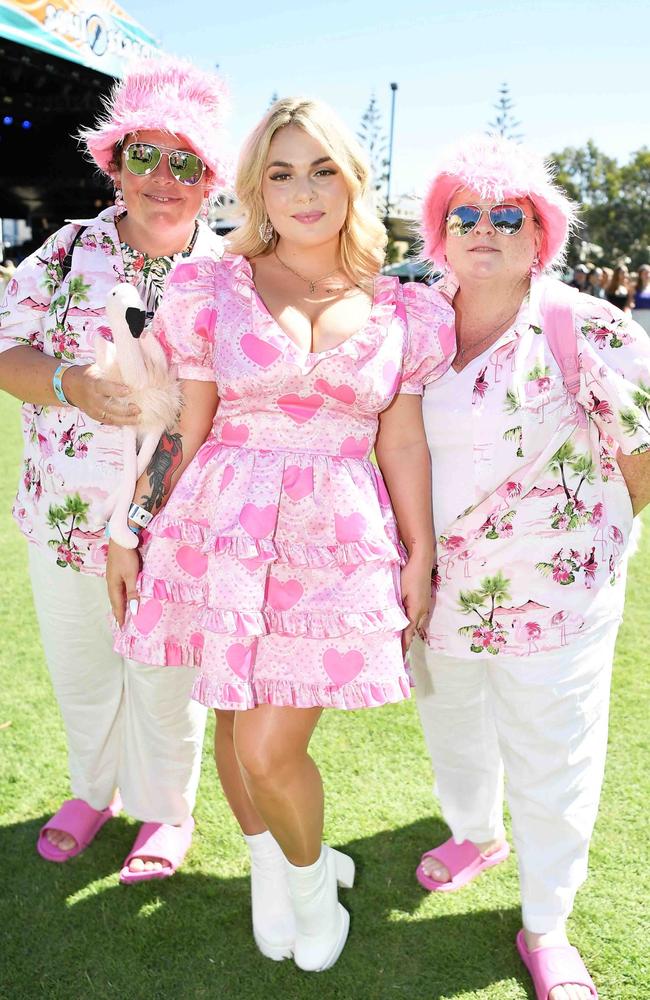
[420, 134, 577, 271]
[79, 57, 232, 193]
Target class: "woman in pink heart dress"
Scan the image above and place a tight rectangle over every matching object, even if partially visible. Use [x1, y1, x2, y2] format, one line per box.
[107, 98, 446, 972]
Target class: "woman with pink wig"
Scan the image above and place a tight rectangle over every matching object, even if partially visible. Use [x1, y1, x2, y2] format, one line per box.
[107, 97, 445, 971]
[0, 58, 230, 880]
[410, 135, 650, 1000]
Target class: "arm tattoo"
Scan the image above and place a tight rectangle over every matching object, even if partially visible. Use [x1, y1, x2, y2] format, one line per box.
[141, 432, 183, 513]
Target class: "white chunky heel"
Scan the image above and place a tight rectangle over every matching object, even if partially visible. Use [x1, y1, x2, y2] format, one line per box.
[286, 845, 355, 972]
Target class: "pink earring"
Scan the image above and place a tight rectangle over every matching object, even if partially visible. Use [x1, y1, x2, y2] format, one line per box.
[114, 188, 126, 213]
[529, 255, 541, 278]
[200, 198, 210, 223]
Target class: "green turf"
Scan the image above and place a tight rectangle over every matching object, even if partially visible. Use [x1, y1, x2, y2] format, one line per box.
[0, 391, 648, 1000]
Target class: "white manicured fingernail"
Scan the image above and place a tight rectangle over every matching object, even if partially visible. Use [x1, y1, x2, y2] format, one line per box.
[129, 599, 139, 615]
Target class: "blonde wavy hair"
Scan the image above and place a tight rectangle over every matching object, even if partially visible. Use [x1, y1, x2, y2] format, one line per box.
[228, 97, 387, 288]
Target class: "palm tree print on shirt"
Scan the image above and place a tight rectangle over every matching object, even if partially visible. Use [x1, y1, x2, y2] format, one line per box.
[457, 571, 511, 654]
[547, 441, 597, 529]
[46, 494, 91, 570]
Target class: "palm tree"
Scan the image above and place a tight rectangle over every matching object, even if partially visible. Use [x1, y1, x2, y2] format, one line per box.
[620, 407, 650, 438]
[46, 494, 89, 543]
[503, 425, 523, 457]
[548, 440, 576, 499]
[504, 389, 520, 415]
[631, 382, 650, 422]
[570, 454, 596, 500]
[479, 572, 511, 624]
[61, 275, 90, 325]
[457, 572, 512, 626]
[457, 588, 490, 625]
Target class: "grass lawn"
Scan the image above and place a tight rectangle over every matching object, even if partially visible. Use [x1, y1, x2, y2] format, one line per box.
[0, 390, 648, 1000]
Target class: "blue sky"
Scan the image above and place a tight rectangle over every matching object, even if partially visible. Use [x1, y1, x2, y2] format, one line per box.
[122, 0, 647, 197]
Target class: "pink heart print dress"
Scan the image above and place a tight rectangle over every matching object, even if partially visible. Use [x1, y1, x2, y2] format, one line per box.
[115, 255, 448, 710]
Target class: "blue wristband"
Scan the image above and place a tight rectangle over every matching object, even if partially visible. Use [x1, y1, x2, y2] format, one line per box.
[53, 362, 74, 405]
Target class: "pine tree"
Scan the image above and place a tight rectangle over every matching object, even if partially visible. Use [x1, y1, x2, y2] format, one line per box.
[358, 93, 388, 193]
[488, 83, 523, 141]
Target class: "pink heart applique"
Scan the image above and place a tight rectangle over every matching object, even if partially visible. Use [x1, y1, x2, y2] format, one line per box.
[220, 465, 235, 492]
[314, 379, 356, 404]
[176, 546, 208, 578]
[277, 393, 324, 424]
[323, 648, 365, 685]
[240, 556, 268, 572]
[340, 563, 359, 578]
[222, 683, 245, 704]
[189, 632, 205, 649]
[267, 578, 304, 611]
[226, 643, 253, 679]
[241, 334, 281, 368]
[170, 262, 198, 284]
[438, 322, 456, 356]
[133, 598, 163, 636]
[239, 503, 277, 539]
[282, 465, 314, 501]
[335, 512, 367, 543]
[340, 436, 370, 458]
[194, 307, 217, 341]
[220, 421, 249, 446]
[221, 386, 241, 401]
[198, 441, 221, 468]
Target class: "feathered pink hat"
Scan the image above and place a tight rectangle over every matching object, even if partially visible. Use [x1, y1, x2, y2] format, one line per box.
[420, 134, 577, 271]
[79, 57, 232, 193]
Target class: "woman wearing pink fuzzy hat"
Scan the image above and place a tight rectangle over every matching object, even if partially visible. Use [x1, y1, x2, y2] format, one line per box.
[0, 57, 230, 880]
[409, 134, 650, 1000]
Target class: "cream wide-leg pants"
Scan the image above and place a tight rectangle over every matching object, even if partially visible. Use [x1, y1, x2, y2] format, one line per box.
[410, 622, 619, 933]
[29, 546, 207, 825]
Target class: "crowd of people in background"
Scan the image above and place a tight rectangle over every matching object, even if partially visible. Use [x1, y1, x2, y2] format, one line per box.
[569, 261, 650, 312]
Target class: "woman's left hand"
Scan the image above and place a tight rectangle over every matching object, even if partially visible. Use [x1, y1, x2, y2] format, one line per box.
[400, 555, 434, 652]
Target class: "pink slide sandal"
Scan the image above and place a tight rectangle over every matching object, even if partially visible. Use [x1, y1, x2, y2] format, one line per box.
[37, 795, 122, 862]
[416, 836, 510, 892]
[119, 816, 195, 885]
[517, 930, 598, 999]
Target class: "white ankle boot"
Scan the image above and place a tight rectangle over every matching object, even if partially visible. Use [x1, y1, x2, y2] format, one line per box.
[286, 845, 355, 972]
[244, 830, 295, 961]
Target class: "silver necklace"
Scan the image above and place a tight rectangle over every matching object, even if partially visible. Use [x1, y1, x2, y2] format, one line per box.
[455, 304, 520, 365]
[275, 250, 342, 294]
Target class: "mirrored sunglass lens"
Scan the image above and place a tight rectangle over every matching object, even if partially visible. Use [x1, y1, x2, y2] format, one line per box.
[125, 143, 161, 174]
[169, 150, 203, 184]
[447, 206, 481, 236]
[490, 205, 525, 234]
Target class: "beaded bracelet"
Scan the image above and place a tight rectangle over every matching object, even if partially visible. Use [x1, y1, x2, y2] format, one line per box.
[52, 362, 75, 405]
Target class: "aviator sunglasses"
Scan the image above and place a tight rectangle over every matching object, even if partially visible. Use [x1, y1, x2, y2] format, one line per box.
[123, 142, 206, 186]
[446, 204, 535, 237]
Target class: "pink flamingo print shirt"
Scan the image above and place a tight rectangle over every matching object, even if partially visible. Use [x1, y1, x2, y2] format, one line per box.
[423, 283, 650, 659]
[115, 255, 446, 710]
[0, 207, 222, 574]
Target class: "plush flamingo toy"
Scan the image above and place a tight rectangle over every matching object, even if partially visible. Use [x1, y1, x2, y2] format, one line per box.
[96, 282, 181, 549]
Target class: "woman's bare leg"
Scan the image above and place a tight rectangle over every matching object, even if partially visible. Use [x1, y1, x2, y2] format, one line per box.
[233, 705, 323, 866]
[213, 709, 266, 835]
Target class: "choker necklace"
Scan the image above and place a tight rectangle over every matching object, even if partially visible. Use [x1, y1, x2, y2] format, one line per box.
[275, 250, 342, 294]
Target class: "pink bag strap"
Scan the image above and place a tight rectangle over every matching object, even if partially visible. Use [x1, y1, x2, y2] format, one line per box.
[534, 278, 582, 397]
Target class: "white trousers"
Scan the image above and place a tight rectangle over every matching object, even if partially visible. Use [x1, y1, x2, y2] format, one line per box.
[29, 546, 207, 825]
[410, 623, 618, 933]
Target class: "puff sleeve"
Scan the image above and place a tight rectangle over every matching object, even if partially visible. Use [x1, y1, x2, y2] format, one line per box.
[575, 298, 650, 456]
[153, 257, 219, 382]
[398, 282, 453, 394]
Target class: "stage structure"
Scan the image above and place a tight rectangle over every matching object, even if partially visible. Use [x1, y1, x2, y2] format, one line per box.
[0, 0, 158, 255]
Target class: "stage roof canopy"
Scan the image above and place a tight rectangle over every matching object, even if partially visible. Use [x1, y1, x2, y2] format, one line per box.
[0, 0, 158, 79]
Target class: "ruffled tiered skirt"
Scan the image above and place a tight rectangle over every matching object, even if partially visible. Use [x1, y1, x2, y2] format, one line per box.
[115, 437, 411, 710]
